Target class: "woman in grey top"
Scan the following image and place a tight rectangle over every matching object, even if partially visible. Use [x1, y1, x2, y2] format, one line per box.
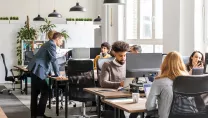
[145, 51, 189, 118]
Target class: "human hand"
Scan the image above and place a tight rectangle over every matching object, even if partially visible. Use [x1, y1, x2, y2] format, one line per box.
[120, 81, 124, 87]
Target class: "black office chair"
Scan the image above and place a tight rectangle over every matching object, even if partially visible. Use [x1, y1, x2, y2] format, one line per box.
[67, 59, 97, 118]
[169, 75, 208, 118]
[0, 53, 21, 95]
[96, 57, 114, 87]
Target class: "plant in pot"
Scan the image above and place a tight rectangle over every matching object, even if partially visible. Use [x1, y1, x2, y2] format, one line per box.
[60, 29, 70, 40]
[39, 19, 56, 41]
[16, 23, 37, 65]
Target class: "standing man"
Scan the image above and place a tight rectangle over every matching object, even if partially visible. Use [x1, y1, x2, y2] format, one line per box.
[100, 41, 129, 89]
[28, 32, 64, 118]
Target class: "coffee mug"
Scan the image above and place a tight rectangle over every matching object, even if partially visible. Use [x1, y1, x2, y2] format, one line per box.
[132, 93, 140, 103]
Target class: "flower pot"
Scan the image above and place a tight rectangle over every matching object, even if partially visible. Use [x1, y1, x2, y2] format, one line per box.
[10, 20, 20, 24]
[84, 21, 93, 25]
[41, 34, 46, 41]
[76, 21, 84, 25]
[0, 20, 9, 24]
[66, 21, 76, 24]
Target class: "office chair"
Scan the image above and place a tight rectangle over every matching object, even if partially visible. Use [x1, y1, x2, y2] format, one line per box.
[67, 59, 97, 118]
[169, 75, 208, 118]
[96, 57, 114, 87]
[0, 53, 22, 95]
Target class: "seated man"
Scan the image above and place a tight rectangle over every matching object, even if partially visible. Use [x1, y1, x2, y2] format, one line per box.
[129, 45, 142, 53]
[94, 42, 111, 69]
[100, 41, 129, 89]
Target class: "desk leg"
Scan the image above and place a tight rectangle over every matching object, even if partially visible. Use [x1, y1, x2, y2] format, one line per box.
[25, 75, 28, 95]
[65, 82, 68, 118]
[97, 96, 101, 118]
[141, 112, 144, 118]
[48, 79, 52, 109]
[114, 108, 117, 118]
[56, 81, 59, 116]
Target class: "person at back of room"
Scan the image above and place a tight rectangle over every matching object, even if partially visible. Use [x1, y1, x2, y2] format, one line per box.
[129, 45, 142, 53]
[28, 32, 64, 118]
[186, 51, 204, 75]
[130, 51, 189, 118]
[94, 42, 111, 69]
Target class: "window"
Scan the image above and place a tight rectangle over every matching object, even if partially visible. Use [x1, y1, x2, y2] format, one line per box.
[125, 0, 163, 53]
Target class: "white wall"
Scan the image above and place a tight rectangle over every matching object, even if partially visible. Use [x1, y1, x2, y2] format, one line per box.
[0, 0, 97, 22]
[0, 0, 99, 83]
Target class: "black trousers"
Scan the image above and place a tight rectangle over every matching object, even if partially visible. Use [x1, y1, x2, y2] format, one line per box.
[30, 73, 49, 117]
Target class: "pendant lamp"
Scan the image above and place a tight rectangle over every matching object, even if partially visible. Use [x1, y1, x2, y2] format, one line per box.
[94, 15, 101, 22]
[103, 0, 125, 5]
[48, 0, 62, 18]
[33, 0, 44, 21]
[70, 1, 86, 12]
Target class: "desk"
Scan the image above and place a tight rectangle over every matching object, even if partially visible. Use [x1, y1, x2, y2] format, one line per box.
[13, 65, 29, 95]
[49, 76, 68, 118]
[102, 98, 146, 118]
[84, 88, 132, 118]
[0, 107, 7, 118]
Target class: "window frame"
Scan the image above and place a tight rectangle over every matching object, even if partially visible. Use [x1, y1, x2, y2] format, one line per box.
[124, 0, 163, 53]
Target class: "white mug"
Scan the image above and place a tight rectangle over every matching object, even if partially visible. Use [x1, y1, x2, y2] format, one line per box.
[132, 93, 140, 103]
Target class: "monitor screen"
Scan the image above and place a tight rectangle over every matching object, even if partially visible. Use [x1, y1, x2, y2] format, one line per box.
[72, 48, 90, 59]
[204, 53, 208, 74]
[90, 48, 101, 59]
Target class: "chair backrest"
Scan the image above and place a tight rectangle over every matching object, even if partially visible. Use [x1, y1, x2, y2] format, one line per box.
[97, 57, 114, 71]
[169, 75, 208, 118]
[67, 59, 95, 101]
[1, 53, 8, 78]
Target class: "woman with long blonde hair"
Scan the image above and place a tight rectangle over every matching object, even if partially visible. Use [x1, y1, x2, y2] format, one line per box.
[145, 51, 189, 118]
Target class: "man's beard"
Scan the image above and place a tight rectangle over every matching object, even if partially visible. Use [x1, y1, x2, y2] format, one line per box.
[116, 59, 125, 65]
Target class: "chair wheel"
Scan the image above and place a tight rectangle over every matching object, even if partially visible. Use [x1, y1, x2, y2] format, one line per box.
[73, 104, 76, 107]
[8, 91, 12, 95]
[60, 106, 63, 110]
[0, 91, 3, 94]
[21, 91, 24, 94]
[47, 105, 51, 109]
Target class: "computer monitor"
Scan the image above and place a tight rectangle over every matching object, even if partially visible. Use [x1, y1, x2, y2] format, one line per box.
[204, 53, 208, 74]
[126, 53, 162, 78]
[72, 48, 90, 59]
[90, 48, 101, 59]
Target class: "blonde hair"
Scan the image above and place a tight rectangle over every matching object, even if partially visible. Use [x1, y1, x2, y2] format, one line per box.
[48, 30, 57, 40]
[156, 51, 188, 80]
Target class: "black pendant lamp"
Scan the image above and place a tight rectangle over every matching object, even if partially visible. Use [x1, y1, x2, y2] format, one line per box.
[33, 0, 44, 21]
[70, 2, 86, 12]
[94, 16, 101, 22]
[104, 0, 125, 5]
[48, 0, 62, 18]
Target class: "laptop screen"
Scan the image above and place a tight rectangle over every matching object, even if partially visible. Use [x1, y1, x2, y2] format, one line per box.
[143, 83, 152, 98]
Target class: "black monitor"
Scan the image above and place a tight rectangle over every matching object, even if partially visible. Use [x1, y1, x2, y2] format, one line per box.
[90, 48, 101, 59]
[204, 53, 208, 74]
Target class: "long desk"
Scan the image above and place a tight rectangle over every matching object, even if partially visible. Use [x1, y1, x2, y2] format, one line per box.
[13, 65, 29, 95]
[0, 107, 7, 118]
[102, 98, 146, 118]
[84, 88, 132, 118]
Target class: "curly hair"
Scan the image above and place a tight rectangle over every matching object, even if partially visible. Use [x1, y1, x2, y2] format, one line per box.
[101, 42, 111, 50]
[112, 41, 129, 53]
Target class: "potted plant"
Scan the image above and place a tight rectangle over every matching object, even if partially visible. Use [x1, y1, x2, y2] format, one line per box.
[10, 16, 19, 24]
[39, 19, 56, 40]
[16, 24, 37, 65]
[66, 18, 75, 24]
[0, 17, 9, 24]
[60, 29, 70, 40]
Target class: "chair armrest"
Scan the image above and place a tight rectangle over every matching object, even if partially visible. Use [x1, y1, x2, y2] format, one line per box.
[10, 68, 20, 78]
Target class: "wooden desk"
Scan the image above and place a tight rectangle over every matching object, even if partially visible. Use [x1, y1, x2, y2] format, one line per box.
[84, 88, 132, 99]
[103, 98, 146, 113]
[13, 65, 28, 72]
[13, 65, 29, 95]
[84, 88, 132, 118]
[0, 107, 7, 118]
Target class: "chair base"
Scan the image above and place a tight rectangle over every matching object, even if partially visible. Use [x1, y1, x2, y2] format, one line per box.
[71, 103, 97, 118]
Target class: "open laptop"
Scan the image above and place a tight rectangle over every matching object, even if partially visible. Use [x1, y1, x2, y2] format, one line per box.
[143, 83, 152, 98]
[192, 68, 204, 75]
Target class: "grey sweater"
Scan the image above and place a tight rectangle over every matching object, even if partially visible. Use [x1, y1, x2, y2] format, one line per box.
[146, 78, 173, 118]
[100, 60, 126, 89]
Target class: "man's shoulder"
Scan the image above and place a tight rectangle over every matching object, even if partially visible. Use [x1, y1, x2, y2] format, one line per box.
[103, 61, 113, 68]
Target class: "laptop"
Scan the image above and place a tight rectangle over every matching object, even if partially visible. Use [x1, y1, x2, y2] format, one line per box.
[192, 68, 204, 75]
[143, 83, 152, 98]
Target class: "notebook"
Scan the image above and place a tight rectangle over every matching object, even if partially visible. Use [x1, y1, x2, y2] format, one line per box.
[143, 83, 152, 98]
[192, 68, 204, 75]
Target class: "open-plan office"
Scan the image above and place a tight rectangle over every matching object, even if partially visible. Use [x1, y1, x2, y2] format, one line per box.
[1, 0, 208, 118]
